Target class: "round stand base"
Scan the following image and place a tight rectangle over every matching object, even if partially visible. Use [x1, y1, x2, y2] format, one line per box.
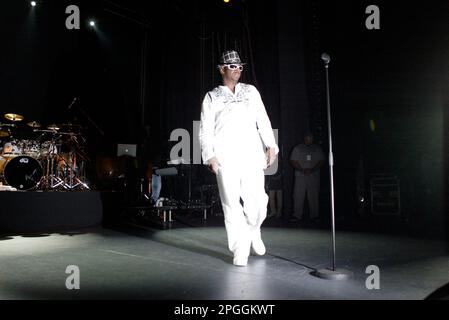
[312, 268, 352, 280]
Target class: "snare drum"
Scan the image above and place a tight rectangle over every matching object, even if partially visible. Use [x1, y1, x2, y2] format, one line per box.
[3, 156, 43, 190]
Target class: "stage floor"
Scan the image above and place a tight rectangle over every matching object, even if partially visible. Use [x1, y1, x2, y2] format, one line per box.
[0, 221, 448, 300]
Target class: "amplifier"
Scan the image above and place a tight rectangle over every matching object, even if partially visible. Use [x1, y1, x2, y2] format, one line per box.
[370, 175, 401, 215]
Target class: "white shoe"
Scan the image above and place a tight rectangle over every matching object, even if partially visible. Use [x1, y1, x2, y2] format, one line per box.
[251, 236, 266, 256]
[233, 255, 248, 267]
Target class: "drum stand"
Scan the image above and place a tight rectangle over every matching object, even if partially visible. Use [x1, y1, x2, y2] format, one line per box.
[37, 135, 65, 190]
[61, 152, 89, 190]
[40, 154, 65, 190]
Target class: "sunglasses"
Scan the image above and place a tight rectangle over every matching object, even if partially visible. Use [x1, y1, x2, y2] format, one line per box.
[224, 64, 243, 71]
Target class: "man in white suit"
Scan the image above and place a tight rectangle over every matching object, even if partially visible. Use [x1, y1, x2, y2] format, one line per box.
[199, 50, 278, 266]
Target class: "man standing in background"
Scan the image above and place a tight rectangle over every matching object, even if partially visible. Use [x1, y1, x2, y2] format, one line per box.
[290, 133, 324, 223]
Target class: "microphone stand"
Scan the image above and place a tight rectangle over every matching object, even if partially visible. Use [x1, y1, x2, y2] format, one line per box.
[313, 53, 351, 280]
[71, 98, 104, 136]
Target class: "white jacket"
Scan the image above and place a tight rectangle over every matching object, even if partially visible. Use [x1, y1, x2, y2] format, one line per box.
[199, 83, 279, 169]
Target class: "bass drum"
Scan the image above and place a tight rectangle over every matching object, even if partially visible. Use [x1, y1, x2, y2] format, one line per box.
[4, 156, 43, 190]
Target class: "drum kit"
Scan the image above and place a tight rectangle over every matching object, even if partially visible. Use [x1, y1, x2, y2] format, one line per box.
[0, 113, 90, 191]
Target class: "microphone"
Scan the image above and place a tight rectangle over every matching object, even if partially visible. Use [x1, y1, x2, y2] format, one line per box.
[68, 97, 78, 110]
[321, 53, 331, 65]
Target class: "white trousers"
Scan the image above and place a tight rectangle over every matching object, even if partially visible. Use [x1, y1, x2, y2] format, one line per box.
[293, 175, 320, 219]
[216, 165, 268, 257]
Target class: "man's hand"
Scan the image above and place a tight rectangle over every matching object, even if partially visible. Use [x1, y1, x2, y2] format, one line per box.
[266, 147, 277, 167]
[207, 157, 220, 174]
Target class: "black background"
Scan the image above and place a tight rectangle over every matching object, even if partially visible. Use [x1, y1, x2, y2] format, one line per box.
[1, 0, 448, 239]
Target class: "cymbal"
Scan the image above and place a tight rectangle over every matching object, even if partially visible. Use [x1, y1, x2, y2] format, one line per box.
[0, 130, 9, 138]
[27, 121, 41, 128]
[0, 122, 16, 127]
[59, 123, 84, 130]
[4, 113, 24, 122]
[47, 124, 60, 130]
